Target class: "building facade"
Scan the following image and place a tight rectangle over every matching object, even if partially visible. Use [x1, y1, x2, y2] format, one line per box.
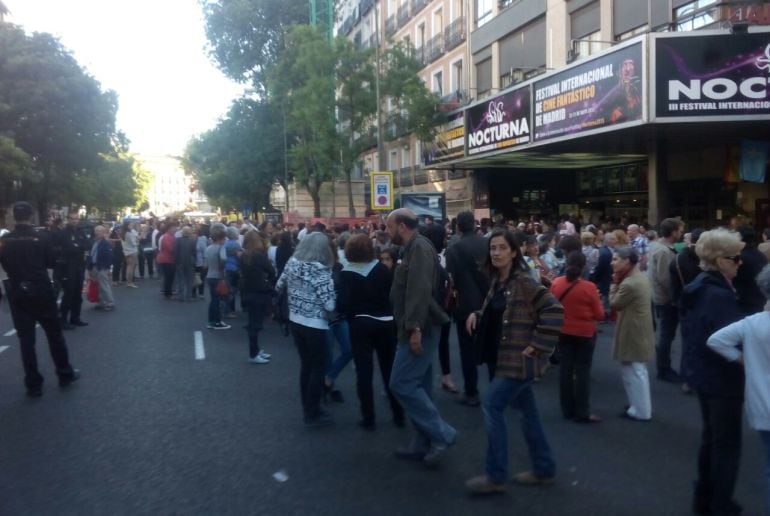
[427, 0, 770, 228]
[140, 155, 213, 217]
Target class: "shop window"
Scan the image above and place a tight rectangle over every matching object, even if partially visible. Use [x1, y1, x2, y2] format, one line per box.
[674, 0, 719, 31]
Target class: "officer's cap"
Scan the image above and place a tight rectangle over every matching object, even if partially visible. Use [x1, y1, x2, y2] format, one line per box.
[12, 201, 34, 221]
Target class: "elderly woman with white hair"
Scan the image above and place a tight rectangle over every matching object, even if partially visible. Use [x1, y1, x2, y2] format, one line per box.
[707, 263, 770, 514]
[276, 232, 336, 427]
[680, 228, 746, 515]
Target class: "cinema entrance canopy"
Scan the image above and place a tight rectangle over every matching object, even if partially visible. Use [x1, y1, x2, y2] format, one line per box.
[426, 29, 770, 226]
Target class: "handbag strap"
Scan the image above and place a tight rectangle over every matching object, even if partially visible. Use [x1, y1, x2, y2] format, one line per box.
[558, 279, 581, 303]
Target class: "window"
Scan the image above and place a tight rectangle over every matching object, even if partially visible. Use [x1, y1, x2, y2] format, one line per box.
[476, 0, 493, 27]
[417, 23, 426, 47]
[498, 17, 546, 80]
[616, 24, 648, 41]
[402, 147, 411, 167]
[613, 0, 648, 38]
[433, 70, 443, 95]
[389, 150, 398, 170]
[433, 8, 443, 35]
[674, 0, 718, 31]
[574, 30, 603, 57]
[571, 2, 602, 56]
[451, 60, 463, 92]
[476, 58, 492, 96]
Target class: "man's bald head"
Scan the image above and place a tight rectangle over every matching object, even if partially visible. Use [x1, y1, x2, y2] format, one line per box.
[387, 208, 419, 229]
[386, 208, 419, 245]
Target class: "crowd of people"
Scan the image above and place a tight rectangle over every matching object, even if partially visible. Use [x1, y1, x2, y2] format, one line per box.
[2, 202, 770, 514]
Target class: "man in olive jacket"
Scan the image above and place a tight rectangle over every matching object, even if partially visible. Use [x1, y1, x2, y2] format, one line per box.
[387, 209, 456, 468]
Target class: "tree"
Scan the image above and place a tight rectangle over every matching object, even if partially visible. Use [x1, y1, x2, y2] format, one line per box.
[268, 25, 338, 217]
[70, 153, 153, 215]
[381, 42, 446, 142]
[335, 38, 376, 217]
[0, 134, 32, 226]
[0, 24, 120, 218]
[201, 0, 308, 90]
[182, 97, 284, 214]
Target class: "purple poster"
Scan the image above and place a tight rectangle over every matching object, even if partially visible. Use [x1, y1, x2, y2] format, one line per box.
[533, 42, 644, 141]
[466, 86, 531, 156]
[654, 32, 770, 119]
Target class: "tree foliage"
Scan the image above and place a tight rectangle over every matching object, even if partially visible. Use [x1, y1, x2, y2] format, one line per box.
[0, 23, 134, 219]
[182, 98, 284, 213]
[268, 25, 338, 217]
[201, 0, 308, 90]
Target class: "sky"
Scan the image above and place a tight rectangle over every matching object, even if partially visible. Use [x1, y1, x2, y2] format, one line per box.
[7, 0, 247, 157]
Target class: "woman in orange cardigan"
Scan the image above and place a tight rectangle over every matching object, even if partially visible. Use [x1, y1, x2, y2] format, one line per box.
[550, 251, 605, 423]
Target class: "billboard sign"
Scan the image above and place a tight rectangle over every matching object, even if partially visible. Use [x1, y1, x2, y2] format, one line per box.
[533, 41, 645, 142]
[424, 111, 465, 164]
[370, 172, 394, 211]
[465, 86, 531, 156]
[652, 31, 770, 121]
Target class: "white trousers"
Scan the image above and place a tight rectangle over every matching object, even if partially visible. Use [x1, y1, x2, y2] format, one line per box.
[621, 362, 652, 420]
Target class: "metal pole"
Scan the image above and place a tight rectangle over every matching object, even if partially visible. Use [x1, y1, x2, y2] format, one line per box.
[374, 0, 385, 172]
[283, 105, 290, 213]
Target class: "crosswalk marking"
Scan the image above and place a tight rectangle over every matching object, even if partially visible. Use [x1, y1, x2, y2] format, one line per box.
[194, 331, 205, 360]
[4, 329, 16, 337]
[0, 345, 9, 354]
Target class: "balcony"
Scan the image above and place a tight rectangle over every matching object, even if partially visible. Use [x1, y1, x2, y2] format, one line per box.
[398, 166, 413, 187]
[444, 16, 465, 51]
[438, 89, 471, 111]
[385, 113, 411, 140]
[385, 15, 397, 37]
[413, 167, 428, 185]
[364, 34, 378, 49]
[425, 32, 444, 63]
[397, 3, 410, 28]
[411, 0, 429, 16]
[360, 0, 374, 16]
[411, 45, 427, 66]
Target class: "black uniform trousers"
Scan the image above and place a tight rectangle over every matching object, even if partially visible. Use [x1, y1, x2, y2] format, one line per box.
[59, 260, 85, 324]
[7, 283, 75, 390]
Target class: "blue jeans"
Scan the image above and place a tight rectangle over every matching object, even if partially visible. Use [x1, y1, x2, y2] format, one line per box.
[655, 303, 679, 372]
[761, 430, 770, 514]
[325, 320, 352, 383]
[389, 325, 457, 446]
[483, 376, 555, 483]
[207, 278, 225, 324]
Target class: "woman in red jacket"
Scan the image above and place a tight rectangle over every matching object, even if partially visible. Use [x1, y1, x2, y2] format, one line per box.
[550, 251, 605, 423]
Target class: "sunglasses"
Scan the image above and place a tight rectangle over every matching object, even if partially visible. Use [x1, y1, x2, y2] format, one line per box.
[723, 255, 741, 264]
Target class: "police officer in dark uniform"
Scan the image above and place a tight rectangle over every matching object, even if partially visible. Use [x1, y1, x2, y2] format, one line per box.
[0, 202, 80, 397]
[54, 212, 90, 329]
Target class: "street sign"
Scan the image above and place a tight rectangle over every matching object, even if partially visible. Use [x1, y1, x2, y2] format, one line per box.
[370, 172, 394, 211]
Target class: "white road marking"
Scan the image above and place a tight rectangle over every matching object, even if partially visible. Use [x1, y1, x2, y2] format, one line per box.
[194, 331, 205, 360]
[4, 329, 16, 337]
[0, 345, 9, 354]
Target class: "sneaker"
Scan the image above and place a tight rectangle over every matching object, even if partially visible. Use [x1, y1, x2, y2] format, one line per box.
[208, 322, 231, 330]
[103, 305, 115, 312]
[59, 369, 81, 387]
[513, 471, 555, 486]
[249, 355, 269, 364]
[304, 411, 334, 428]
[258, 350, 272, 359]
[422, 443, 450, 468]
[466, 475, 507, 495]
[126, 284, 139, 289]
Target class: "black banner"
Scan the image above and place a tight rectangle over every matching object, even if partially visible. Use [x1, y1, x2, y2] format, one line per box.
[654, 32, 770, 119]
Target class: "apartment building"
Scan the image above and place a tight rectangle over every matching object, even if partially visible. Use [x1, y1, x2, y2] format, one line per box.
[336, 0, 475, 216]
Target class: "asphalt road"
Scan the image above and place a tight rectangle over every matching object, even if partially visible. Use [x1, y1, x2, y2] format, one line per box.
[0, 278, 765, 515]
